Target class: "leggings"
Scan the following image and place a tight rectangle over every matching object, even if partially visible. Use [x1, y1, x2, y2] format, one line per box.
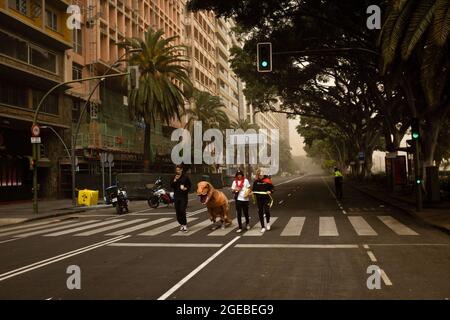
[256, 196, 271, 228]
[235, 200, 249, 229]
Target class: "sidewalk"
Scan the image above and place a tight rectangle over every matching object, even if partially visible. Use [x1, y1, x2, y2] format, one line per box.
[349, 181, 450, 235]
[0, 199, 111, 227]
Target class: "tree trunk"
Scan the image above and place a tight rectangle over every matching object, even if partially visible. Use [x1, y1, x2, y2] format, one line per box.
[421, 115, 442, 168]
[143, 123, 151, 173]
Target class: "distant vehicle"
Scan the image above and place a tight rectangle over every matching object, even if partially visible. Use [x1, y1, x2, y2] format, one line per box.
[147, 177, 174, 208]
[106, 185, 129, 214]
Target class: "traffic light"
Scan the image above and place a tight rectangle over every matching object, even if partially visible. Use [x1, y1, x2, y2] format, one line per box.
[411, 118, 420, 140]
[257, 42, 272, 72]
[127, 66, 140, 90]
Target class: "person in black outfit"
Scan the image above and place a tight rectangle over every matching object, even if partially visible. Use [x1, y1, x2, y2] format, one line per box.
[252, 169, 274, 233]
[171, 165, 191, 232]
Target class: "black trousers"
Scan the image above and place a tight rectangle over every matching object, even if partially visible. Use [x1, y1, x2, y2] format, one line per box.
[175, 198, 188, 226]
[335, 177, 343, 199]
[256, 196, 271, 228]
[235, 200, 250, 229]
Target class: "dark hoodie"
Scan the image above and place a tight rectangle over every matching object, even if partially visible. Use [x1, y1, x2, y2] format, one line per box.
[252, 176, 274, 198]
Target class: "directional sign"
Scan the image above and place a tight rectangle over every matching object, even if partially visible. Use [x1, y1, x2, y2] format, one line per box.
[31, 137, 41, 144]
[31, 125, 40, 137]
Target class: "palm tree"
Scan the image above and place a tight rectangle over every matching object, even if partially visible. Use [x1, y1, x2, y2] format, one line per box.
[379, 0, 450, 167]
[121, 28, 193, 172]
[185, 89, 230, 131]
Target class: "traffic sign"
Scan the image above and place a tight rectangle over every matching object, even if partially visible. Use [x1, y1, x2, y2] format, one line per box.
[31, 125, 40, 137]
[31, 137, 41, 144]
[107, 153, 114, 163]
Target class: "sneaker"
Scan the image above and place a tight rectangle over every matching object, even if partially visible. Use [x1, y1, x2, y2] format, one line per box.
[236, 229, 242, 233]
[266, 223, 271, 231]
[246, 224, 251, 230]
[179, 225, 184, 231]
[260, 227, 266, 233]
[182, 225, 188, 232]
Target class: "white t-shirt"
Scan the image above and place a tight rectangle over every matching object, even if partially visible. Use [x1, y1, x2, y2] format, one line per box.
[231, 179, 251, 201]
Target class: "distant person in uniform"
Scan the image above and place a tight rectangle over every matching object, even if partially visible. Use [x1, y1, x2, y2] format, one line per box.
[334, 167, 343, 200]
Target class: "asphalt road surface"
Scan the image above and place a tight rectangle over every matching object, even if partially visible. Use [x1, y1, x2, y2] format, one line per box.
[0, 175, 449, 300]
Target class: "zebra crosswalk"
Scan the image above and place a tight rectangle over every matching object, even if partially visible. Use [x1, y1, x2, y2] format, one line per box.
[0, 214, 421, 239]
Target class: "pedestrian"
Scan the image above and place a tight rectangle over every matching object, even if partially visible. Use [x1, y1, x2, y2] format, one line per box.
[231, 170, 251, 233]
[252, 168, 274, 233]
[171, 164, 191, 232]
[334, 167, 343, 200]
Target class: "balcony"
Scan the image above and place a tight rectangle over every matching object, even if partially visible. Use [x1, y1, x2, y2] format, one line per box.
[76, 132, 144, 154]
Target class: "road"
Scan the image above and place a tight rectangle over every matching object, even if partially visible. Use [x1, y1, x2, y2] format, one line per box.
[0, 175, 449, 300]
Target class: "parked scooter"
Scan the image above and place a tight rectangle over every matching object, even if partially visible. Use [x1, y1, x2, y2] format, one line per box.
[147, 177, 174, 208]
[106, 185, 129, 214]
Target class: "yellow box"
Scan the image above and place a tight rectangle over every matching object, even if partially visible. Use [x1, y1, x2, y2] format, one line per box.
[78, 189, 99, 206]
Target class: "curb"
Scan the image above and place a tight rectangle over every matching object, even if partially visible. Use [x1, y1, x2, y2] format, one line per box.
[349, 184, 450, 235]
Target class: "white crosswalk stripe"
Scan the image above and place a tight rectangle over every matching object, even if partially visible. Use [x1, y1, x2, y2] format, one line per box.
[44, 219, 125, 237]
[244, 217, 278, 236]
[106, 218, 171, 236]
[14, 220, 100, 238]
[0, 220, 76, 237]
[173, 219, 212, 236]
[208, 219, 238, 236]
[378, 216, 419, 236]
[348, 216, 378, 236]
[281, 217, 305, 236]
[319, 217, 339, 236]
[0, 219, 61, 233]
[75, 219, 148, 236]
[138, 218, 198, 236]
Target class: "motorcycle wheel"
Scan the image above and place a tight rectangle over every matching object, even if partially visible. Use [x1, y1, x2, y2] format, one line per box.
[148, 196, 159, 208]
[116, 204, 123, 215]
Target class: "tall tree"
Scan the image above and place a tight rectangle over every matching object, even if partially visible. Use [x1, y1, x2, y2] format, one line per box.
[121, 28, 193, 172]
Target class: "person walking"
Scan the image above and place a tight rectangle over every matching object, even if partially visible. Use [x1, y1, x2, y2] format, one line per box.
[252, 168, 274, 233]
[334, 167, 343, 200]
[231, 170, 251, 233]
[171, 164, 191, 232]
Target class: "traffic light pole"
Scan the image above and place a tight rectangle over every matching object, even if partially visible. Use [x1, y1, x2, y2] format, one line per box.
[32, 72, 129, 214]
[414, 139, 423, 211]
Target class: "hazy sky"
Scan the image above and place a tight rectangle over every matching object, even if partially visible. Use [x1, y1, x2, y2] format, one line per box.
[289, 118, 306, 156]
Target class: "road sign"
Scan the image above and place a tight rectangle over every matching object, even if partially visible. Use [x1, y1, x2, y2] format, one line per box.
[31, 125, 40, 137]
[99, 152, 108, 163]
[31, 137, 41, 144]
[107, 153, 114, 163]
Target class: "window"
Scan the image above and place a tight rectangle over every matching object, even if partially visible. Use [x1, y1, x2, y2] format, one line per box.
[9, 0, 28, 15]
[32, 89, 58, 115]
[30, 46, 57, 73]
[0, 30, 28, 62]
[72, 29, 82, 54]
[72, 64, 82, 80]
[0, 80, 28, 108]
[45, 9, 58, 31]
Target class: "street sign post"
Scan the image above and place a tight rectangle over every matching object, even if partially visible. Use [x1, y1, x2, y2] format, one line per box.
[31, 137, 41, 144]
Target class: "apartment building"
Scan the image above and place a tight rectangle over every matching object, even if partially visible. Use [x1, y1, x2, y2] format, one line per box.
[0, 0, 73, 201]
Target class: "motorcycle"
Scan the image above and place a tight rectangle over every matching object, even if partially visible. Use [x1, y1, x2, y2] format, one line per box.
[147, 177, 174, 208]
[106, 185, 129, 214]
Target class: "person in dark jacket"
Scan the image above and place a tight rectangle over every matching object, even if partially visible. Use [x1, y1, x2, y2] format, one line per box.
[252, 168, 274, 233]
[171, 164, 191, 232]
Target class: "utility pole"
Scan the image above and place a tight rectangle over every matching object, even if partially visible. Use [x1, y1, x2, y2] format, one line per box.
[411, 118, 422, 211]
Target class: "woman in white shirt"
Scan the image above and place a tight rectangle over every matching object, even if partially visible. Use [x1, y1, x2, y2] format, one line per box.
[231, 170, 251, 233]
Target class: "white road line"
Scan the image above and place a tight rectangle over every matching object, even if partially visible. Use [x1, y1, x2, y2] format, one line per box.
[348, 216, 378, 236]
[0, 235, 128, 282]
[173, 220, 212, 236]
[380, 269, 393, 286]
[129, 212, 175, 216]
[75, 219, 148, 236]
[342, 210, 347, 215]
[0, 220, 76, 237]
[275, 175, 307, 186]
[236, 244, 359, 249]
[208, 219, 238, 236]
[367, 251, 377, 262]
[138, 218, 197, 236]
[44, 219, 125, 237]
[14, 220, 100, 238]
[278, 200, 284, 205]
[363, 244, 370, 249]
[319, 217, 339, 236]
[368, 243, 450, 246]
[157, 236, 241, 300]
[378, 216, 419, 236]
[108, 243, 222, 248]
[0, 219, 59, 233]
[280, 217, 305, 236]
[288, 193, 292, 197]
[244, 217, 278, 236]
[106, 218, 171, 236]
[0, 238, 21, 244]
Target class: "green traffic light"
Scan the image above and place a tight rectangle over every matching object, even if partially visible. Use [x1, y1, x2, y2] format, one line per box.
[416, 179, 421, 184]
[412, 132, 419, 139]
[261, 61, 268, 68]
